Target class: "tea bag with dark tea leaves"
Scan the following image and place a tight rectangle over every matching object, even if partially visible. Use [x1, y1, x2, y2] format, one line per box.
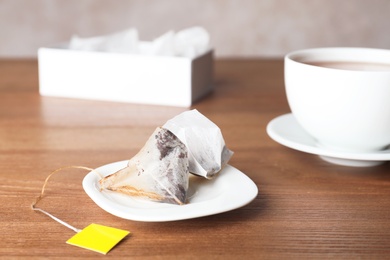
[99, 127, 189, 205]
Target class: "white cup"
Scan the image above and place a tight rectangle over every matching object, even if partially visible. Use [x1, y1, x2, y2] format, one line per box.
[285, 47, 390, 153]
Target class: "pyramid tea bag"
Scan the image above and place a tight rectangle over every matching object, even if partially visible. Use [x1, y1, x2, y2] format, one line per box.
[99, 127, 189, 205]
[99, 110, 232, 204]
[163, 109, 233, 179]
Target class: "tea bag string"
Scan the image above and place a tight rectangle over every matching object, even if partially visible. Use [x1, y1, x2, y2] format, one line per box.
[31, 166, 102, 233]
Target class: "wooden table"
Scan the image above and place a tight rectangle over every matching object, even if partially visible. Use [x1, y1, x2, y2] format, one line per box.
[1, 59, 389, 259]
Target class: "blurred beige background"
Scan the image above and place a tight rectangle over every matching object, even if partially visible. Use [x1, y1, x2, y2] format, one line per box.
[0, 0, 389, 58]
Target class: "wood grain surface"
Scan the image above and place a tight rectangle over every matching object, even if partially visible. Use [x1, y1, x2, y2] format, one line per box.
[1, 59, 389, 259]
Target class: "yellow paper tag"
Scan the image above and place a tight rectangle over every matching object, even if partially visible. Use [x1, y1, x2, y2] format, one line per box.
[66, 223, 130, 254]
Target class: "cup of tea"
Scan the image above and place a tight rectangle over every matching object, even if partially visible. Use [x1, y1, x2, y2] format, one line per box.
[285, 47, 390, 153]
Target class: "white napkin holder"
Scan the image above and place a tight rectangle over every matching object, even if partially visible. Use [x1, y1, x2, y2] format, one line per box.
[38, 43, 213, 107]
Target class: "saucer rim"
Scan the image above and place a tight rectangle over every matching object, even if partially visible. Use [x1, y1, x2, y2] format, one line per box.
[266, 113, 390, 161]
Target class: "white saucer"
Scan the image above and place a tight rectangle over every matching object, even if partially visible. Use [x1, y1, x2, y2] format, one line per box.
[266, 113, 390, 167]
[83, 160, 258, 222]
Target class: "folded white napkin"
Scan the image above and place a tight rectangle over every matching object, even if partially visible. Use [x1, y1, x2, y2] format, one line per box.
[69, 27, 210, 58]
